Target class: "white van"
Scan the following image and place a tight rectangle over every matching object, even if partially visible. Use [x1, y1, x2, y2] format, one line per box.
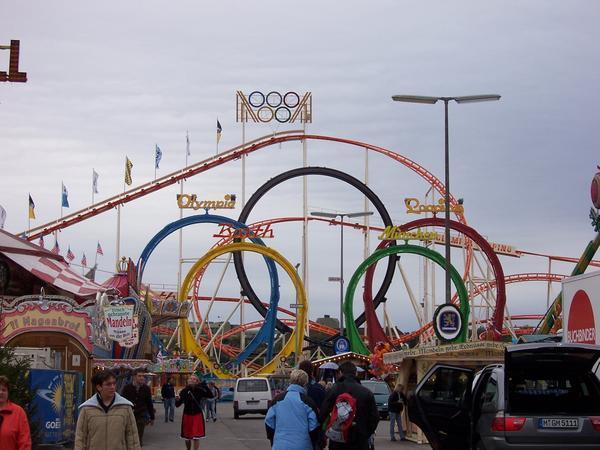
[233, 377, 272, 419]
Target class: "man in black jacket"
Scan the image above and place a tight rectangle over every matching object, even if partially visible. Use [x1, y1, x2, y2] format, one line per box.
[122, 368, 155, 446]
[161, 377, 176, 423]
[319, 362, 379, 450]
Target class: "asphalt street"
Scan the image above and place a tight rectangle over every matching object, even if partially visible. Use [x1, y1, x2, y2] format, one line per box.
[140, 402, 423, 450]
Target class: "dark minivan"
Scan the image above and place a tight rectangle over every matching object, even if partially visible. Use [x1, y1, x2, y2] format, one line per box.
[408, 343, 600, 449]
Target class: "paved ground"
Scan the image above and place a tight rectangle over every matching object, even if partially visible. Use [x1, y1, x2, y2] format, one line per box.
[140, 402, 424, 450]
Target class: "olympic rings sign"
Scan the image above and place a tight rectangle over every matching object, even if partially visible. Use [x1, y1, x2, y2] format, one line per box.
[236, 90, 312, 124]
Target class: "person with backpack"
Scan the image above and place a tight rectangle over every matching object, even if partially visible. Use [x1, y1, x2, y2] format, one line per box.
[265, 369, 320, 450]
[388, 383, 407, 441]
[319, 362, 379, 450]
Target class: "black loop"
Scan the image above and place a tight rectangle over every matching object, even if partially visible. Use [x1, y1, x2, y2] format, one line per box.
[283, 91, 300, 108]
[248, 91, 265, 108]
[274, 107, 291, 123]
[234, 167, 395, 338]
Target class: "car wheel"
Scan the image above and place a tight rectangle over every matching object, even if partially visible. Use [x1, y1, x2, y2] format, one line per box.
[234, 411, 239, 419]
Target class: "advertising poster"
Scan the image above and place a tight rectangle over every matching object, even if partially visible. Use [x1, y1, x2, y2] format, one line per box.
[563, 271, 600, 345]
[30, 369, 65, 444]
[103, 304, 135, 341]
[62, 372, 77, 441]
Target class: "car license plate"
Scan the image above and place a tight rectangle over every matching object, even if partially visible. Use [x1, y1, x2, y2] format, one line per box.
[538, 418, 579, 429]
[247, 400, 259, 404]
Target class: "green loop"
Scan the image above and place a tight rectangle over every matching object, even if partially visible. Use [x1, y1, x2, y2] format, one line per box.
[344, 244, 470, 354]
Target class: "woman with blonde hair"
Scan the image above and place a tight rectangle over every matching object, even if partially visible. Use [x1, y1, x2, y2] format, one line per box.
[265, 369, 319, 450]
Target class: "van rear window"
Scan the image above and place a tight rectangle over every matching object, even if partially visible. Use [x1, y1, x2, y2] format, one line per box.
[508, 372, 600, 414]
[237, 379, 268, 392]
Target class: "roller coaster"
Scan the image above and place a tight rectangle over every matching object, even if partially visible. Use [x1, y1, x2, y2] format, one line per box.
[23, 130, 600, 378]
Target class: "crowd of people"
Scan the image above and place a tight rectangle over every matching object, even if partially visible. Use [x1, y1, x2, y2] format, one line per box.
[0, 360, 406, 450]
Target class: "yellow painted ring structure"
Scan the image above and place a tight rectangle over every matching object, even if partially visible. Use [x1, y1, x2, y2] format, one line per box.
[178, 242, 307, 379]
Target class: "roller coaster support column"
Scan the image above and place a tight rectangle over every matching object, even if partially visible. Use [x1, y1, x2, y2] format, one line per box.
[536, 232, 600, 334]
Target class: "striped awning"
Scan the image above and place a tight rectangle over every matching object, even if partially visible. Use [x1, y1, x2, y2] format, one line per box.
[0, 229, 103, 297]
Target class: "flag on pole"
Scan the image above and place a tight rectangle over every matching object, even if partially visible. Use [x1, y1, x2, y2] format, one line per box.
[28, 195, 36, 219]
[124, 157, 133, 186]
[81, 253, 87, 267]
[0, 205, 6, 229]
[217, 119, 222, 145]
[66, 246, 75, 262]
[155, 145, 162, 169]
[61, 182, 70, 208]
[38, 235, 44, 248]
[96, 241, 104, 256]
[52, 240, 60, 255]
[92, 170, 99, 194]
[186, 131, 190, 156]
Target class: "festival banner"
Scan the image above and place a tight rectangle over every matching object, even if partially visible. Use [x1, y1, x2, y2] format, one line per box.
[103, 305, 135, 341]
[30, 369, 65, 444]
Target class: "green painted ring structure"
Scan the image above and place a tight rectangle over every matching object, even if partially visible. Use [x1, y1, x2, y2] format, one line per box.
[344, 244, 470, 354]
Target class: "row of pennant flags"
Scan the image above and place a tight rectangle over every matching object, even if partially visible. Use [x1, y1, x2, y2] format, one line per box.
[37, 238, 104, 267]
[7, 122, 223, 227]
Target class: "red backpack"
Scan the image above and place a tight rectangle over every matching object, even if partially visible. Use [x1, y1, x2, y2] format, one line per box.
[325, 392, 358, 443]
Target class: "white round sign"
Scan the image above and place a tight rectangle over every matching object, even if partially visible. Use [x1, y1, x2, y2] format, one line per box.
[433, 304, 463, 342]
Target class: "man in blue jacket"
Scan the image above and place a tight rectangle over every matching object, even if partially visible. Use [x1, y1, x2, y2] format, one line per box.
[265, 369, 319, 450]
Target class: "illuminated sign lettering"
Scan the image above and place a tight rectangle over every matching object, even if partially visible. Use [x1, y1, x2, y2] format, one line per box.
[0, 40, 27, 83]
[177, 194, 236, 210]
[405, 198, 464, 215]
[213, 223, 274, 239]
[377, 226, 436, 241]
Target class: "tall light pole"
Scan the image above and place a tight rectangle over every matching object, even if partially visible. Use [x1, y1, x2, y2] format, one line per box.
[392, 94, 500, 307]
[311, 210, 374, 335]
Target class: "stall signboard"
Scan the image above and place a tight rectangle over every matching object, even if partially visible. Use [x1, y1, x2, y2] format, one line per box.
[563, 271, 600, 344]
[103, 304, 135, 341]
[0, 301, 92, 352]
[119, 314, 139, 348]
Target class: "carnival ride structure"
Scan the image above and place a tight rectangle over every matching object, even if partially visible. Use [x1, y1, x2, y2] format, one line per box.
[22, 131, 600, 377]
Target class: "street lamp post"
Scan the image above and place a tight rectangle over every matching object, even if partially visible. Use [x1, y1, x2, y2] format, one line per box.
[392, 94, 500, 306]
[311, 210, 374, 336]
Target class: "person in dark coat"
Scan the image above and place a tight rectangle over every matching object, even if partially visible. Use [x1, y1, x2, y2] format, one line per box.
[319, 362, 379, 450]
[299, 360, 326, 413]
[388, 383, 407, 441]
[161, 377, 176, 423]
[121, 368, 155, 446]
[175, 374, 213, 450]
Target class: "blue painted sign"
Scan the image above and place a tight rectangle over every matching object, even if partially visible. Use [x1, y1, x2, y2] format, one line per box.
[30, 369, 64, 444]
[333, 336, 350, 354]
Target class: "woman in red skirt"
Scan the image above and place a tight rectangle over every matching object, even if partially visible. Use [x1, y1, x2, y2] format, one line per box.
[175, 375, 213, 450]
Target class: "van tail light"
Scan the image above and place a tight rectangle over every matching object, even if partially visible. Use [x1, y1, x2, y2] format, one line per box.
[234, 401, 238, 410]
[591, 418, 600, 431]
[491, 414, 526, 432]
[267, 400, 272, 408]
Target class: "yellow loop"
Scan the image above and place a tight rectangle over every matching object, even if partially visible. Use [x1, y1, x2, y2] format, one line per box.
[178, 242, 307, 379]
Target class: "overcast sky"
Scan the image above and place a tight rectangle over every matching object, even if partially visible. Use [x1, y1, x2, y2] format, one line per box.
[1, 1, 599, 334]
